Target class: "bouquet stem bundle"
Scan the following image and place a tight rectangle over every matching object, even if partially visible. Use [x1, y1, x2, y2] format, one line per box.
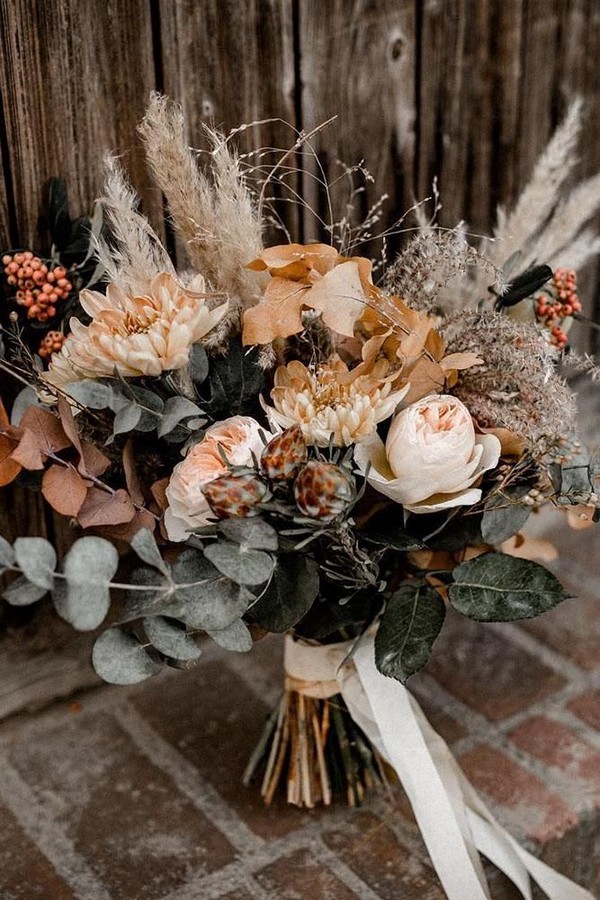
[244, 687, 389, 808]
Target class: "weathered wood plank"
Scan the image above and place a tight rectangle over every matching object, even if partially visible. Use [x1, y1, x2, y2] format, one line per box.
[0, 0, 162, 249]
[299, 0, 416, 266]
[158, 0, 298, 244]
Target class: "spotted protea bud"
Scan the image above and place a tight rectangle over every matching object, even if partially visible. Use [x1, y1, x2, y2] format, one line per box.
[202, 472, 269, 519]
[294, 461, 355, 521]
[260, 425, 307, 481]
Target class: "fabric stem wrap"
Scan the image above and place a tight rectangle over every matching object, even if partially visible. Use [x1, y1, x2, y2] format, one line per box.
[284, 634, 593, 900]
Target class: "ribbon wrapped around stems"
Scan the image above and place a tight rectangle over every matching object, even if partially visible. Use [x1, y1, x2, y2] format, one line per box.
[285, 634, 594, 900]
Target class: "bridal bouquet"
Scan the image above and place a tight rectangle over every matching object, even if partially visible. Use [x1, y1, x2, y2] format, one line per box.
[1, 95, 598, 900]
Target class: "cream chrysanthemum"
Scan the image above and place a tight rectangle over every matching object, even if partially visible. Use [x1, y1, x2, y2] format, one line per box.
[264, 356, 409, 446]
[45, 272, 227, 385]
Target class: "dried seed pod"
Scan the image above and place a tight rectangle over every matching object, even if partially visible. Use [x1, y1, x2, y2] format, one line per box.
[203, 472, 269, 519]
[260, 425, 307, 482]
[294, 460, 355, 521]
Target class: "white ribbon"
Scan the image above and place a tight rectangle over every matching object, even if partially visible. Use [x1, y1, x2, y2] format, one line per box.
[284, 634, 594, 900]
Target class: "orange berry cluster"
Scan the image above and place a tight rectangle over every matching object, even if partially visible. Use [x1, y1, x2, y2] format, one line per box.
[2, 251, 72, 323]
[38, 330, 66, 360]
[534, 268, 581, 350]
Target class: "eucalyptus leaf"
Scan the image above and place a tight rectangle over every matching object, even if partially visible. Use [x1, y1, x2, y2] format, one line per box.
[14, 537, 57, 590]
[143, 616, 202, 660]
[249, 555, 319, 632]
[0, 536, 15, 568]
[204, 542, 274, 586]
[130, 529, 170, 576]
[218, 518, 278, 551]
[10, 387, 46, 425]
[364, 527, 425, 552]
[127, 384, 165, 413]
[207, 618, 253, 652]
[375, 582, 446, 683]
[449, 552, 569, 621]
[92, 628, 161, 684]
[200, 343, 264, 418]
[57, 537, 119, 630]
[113, 403, 142, 435]
[65, 380, 113, 409]
[158, 397, 203, 438]
[481, 487, 531, 544]
[3, 575, 48, 606]
[189, 344, 210, 385]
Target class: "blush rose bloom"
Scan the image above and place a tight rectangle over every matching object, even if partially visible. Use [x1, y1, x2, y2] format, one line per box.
[354, 394, 501, 514]
[164, 416, 266, 541]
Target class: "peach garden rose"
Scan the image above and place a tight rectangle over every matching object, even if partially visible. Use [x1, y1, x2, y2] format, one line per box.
[164, 416, 266, 541]
[354, 394, 501, 514]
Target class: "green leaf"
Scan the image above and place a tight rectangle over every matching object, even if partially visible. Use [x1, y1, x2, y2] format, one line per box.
[207, 618, 253, 652]
[158, 397, 203, 438]
[375, 582, 446, 683]
[10, 387, 46, 425]
[204, 542, 274, 586]
[113, 403, 142, 435]
[200, 343, 265, 418]
[481, 487, 530, 544]
[449, 552, 569, 621]
[426, 514, 484, 552]
[0, 536, 15, 568]
[14, 537, 57, 590]
[92, 628, 161, 684]
[364, 526, 425, 552]
[249, 555, 319, 632]
[3, 575, 48, 606]
[189, 345, 210, 385]
[130, 529, 170, 576]
[56, 536, 119, 630]
[143, 616, 202, 660]
[218, 518, 278, 551]
[65, 380, 114, 410]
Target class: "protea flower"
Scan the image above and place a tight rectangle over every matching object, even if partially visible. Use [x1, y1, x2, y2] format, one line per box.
[260, 426, 307, 481]
[203, 472, 269, 519]
[263, 355, 409, 447]
[294, 461, 355, 520]
[45, 272, 227, 385]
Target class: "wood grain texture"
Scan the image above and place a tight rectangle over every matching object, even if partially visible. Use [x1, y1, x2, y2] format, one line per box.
[0, 0, 161, 250]
[158, 0, 298, 244]
[299, 0, 416, 262]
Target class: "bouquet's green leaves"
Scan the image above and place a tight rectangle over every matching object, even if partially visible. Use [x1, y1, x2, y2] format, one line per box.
[119, 567, 173, 621]
[65, 380, 113, 410]
[10, 387, 46, 425]
[0, 536, 15, 568]
[207, 618, 253, 652]
[497, 265, 552, 308]
[92, 628, 161, 684]
[204, 541, 274, 586]
[363, 526, 425, 552]
[295, 590, 383, 640]
[481, 487, 531, 544]
[449, 552, 569, 621]
[426, 514, 485, 552]
[200, 343, 265, 418]
[189, 345, 210, 385]
[3, 575, 48, 606]
[375, 582, 446, 683]
[130, 529, 170, 576]
[143, 616, 202, 660]
[113, 403, 142, 435]
[56, 536, 119, 630]
[14, 537, 57, 590]
[158, 397, 203, 438]
[249, 555, 320, 632]
[218, 518, 278, 551]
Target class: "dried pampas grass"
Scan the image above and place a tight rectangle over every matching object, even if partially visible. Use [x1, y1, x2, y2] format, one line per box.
[95, 155, 176, 295]
[139, 93, 264, 334]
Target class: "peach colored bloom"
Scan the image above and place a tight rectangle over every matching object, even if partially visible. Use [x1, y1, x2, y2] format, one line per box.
[45, 272, 226, 385]
[164, 416, 266, 541]
[355, 394, 501, 513]
[263, 355, 409, 447]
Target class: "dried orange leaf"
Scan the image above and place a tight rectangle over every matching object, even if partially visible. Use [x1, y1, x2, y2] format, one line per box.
[80, 442, 111, 477]
[10, 429, 45, 470]
[440, 351, 484, 371]
[19, 407, 70, 456]
[98, 509, 156, 542]
[122, 440, 145, 505]
[242, 277, 310, 344]
[78, 487, 136, 528]
[42, 465, 88, 517]
[307, 260, 372, 337]
[247, 243, 338, 278]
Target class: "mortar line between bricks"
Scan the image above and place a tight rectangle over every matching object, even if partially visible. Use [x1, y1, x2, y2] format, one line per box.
[0, 754, 114, 900]
[114, 702, 264, 856]
[487, 622, 597, 681]
[311, 836, 383, 900]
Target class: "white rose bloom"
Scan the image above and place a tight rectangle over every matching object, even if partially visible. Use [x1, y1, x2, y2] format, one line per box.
[354, 394, 501, 514]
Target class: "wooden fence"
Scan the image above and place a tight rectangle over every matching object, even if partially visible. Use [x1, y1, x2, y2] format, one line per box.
[1, 0, 600, 544]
